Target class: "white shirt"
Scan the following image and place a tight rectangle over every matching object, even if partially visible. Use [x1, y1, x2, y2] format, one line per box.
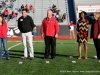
[70, 26, 74, 30]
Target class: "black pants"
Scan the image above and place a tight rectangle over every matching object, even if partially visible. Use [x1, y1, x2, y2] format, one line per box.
[44, 36, 56, 58]
[93, 39, 100, 59]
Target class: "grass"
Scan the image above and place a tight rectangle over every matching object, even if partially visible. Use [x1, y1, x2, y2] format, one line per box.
[0, 40, 100, 75]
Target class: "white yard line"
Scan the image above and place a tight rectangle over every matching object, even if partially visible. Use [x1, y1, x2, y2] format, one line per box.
[87, 42, 94, 44]
[8, 42, 22, 50]
[33, 41, 44, 42]
[74, 42, 94, 45]
[8, 41, 44, 50]
[7, 41, 94, 51]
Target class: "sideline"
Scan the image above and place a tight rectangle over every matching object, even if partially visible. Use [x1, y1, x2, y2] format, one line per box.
[8, 42, 22, 50]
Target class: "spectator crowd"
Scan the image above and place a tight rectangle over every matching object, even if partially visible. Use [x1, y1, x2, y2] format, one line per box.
[50, 4, 67, 23]
[0, 0, 66, 23]
[0, 0, 35, 22]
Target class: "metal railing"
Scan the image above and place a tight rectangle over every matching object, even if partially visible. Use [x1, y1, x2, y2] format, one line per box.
[65, 0, 70, 25]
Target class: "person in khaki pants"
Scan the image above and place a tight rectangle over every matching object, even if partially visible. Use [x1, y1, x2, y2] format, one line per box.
[18, 9, 35, 60]
[69, 21, 75, 40]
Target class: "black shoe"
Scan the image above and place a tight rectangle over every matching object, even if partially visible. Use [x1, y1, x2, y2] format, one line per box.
[43, 57, 48, 59]
[44, 56, 49, 59]
[6, 58, 10, 60]
[30, 57, 34, 60]
[51, 57, 55, 59]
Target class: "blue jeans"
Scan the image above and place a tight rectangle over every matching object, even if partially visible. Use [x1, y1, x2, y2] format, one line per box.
[0, 38, 10, 60]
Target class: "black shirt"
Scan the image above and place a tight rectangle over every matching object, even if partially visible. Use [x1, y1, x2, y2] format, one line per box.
[18, 15, 35, 33]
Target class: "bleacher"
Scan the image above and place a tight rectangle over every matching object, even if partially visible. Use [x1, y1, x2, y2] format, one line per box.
[0, 0, 69, 27]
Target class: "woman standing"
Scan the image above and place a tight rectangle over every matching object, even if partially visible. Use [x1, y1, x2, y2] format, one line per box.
[76, 11, 89, 59]
[92, 12, 100, 60]
[0, 16, 10, 60]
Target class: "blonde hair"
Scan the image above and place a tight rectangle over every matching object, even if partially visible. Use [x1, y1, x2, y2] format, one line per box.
[94, 12, 100, 19]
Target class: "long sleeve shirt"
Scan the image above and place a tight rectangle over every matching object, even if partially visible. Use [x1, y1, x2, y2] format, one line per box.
[18, 15, 35, 33]
[40, 17, 59, 37]
[0, 22, 8, 38]
[93, 18, 100, 39]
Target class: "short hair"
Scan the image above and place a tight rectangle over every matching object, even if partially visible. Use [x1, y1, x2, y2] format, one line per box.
[70, 21, 73, 23]
[22, 9, 28, 13]
[47, 10, 52, 14]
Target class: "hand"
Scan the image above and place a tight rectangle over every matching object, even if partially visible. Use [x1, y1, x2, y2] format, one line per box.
[55, 34, 58, 38]
[33, 27, 36, 32]
[41, 34, 44, 38]
[98, 34, 100, 39]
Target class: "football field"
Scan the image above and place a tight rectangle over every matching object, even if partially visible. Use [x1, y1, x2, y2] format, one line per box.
[0, 40, 100, 75]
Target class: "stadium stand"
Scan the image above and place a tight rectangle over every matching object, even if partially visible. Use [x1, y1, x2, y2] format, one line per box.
[0, 0, 69, 27]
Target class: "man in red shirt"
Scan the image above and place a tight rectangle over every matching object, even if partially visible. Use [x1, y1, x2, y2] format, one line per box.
[40, 10, 59, 59]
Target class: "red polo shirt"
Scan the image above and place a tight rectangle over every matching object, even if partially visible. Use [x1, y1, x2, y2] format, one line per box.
[0, 22, 8, 38]
[40, 17, 59, 37]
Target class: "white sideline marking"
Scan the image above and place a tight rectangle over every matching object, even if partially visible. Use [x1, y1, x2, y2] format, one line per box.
[87, 42, 94, 44]
[8, 41, 44, 42]
[8, 41, 44, 50]
[33, 41, 44, 42]
[7, 41, 93, 51]
[8, 42, 22, 50]
[74, 42, 94, 45]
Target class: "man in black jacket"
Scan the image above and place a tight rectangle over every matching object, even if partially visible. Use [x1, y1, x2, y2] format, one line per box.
[18, 9, 35, 60]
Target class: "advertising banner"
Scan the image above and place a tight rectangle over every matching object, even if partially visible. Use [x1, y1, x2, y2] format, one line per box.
[78, 6, 100, 13]
[7, 27, 21, 37]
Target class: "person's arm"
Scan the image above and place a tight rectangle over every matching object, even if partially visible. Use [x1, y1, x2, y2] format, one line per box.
[5, 22, 8, 33]
[6, 23, 8, 32]
[76, 21, 79, 37]
[30, 16, 35, 31]
[55, 19, 60, 38]
[18, 18, 21, 31]
[40, 20, 45, 38]
[33, 27, 36, 32]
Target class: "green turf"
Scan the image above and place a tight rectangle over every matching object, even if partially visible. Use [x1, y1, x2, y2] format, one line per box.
[0, 40, 100, 75]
